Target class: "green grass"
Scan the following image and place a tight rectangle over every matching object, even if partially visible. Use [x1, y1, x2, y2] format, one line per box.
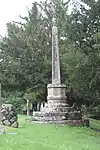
[0, 115, 100, 150]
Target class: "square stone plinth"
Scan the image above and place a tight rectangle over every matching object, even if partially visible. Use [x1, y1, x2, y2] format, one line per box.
[47, 84, 66, 98]
[47, 84, 67, 105]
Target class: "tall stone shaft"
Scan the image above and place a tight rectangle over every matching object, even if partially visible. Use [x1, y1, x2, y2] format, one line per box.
[52, 17, 61, 85]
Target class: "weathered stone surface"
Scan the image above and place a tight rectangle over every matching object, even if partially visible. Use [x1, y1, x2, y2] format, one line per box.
[11, 122, 19, 128]
[1, 116, 6, 122]
[0, 104, 19, 128]
[52, 19, 60, 85]
[47, 84, 67, 98]
[32, 119, 88, 126]
[3, 120, 11, 126]
[2, 104, 14, 111]
[1, 109, 9, 116]
[10, 116, 17, 124]
[67, 111, 82, 120]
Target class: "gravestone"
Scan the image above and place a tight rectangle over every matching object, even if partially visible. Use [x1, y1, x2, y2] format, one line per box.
[27, 99, 30, 116]
[32, 3, 88, 126]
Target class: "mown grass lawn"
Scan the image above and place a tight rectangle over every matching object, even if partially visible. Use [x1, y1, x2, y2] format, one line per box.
[0, 115, 100, 150]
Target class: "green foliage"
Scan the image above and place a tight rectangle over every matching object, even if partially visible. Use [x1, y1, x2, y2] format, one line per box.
[0, 0, 68, 109]
[63, 0, 100, 115]
[1, 91, 25, 112]
[0, 0, 100, 117]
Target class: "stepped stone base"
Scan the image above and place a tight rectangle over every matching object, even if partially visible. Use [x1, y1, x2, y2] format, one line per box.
[32, 111, 89, 126]
[32, 84, 89, 127]
[32, 119, 89, 126]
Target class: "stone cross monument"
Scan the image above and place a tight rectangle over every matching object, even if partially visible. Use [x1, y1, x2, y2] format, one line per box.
[32, 3, 88, 126]
[33, 4, 68, 124]
[46, 4, 67, 113]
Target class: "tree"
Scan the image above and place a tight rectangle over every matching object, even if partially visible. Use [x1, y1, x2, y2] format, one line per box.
[64, 0, 100, 117]
[1, 0, 100, 118]
[0, 0, 69, 109]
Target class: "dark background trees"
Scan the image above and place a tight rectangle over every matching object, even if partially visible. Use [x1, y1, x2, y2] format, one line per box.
[0, 0, 100, 118]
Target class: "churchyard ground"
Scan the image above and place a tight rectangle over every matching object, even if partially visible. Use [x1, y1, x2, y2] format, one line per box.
[0, 115, 100, 150]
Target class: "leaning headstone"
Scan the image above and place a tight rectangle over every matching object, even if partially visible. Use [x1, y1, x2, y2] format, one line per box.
[1, 104, 19, 128]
